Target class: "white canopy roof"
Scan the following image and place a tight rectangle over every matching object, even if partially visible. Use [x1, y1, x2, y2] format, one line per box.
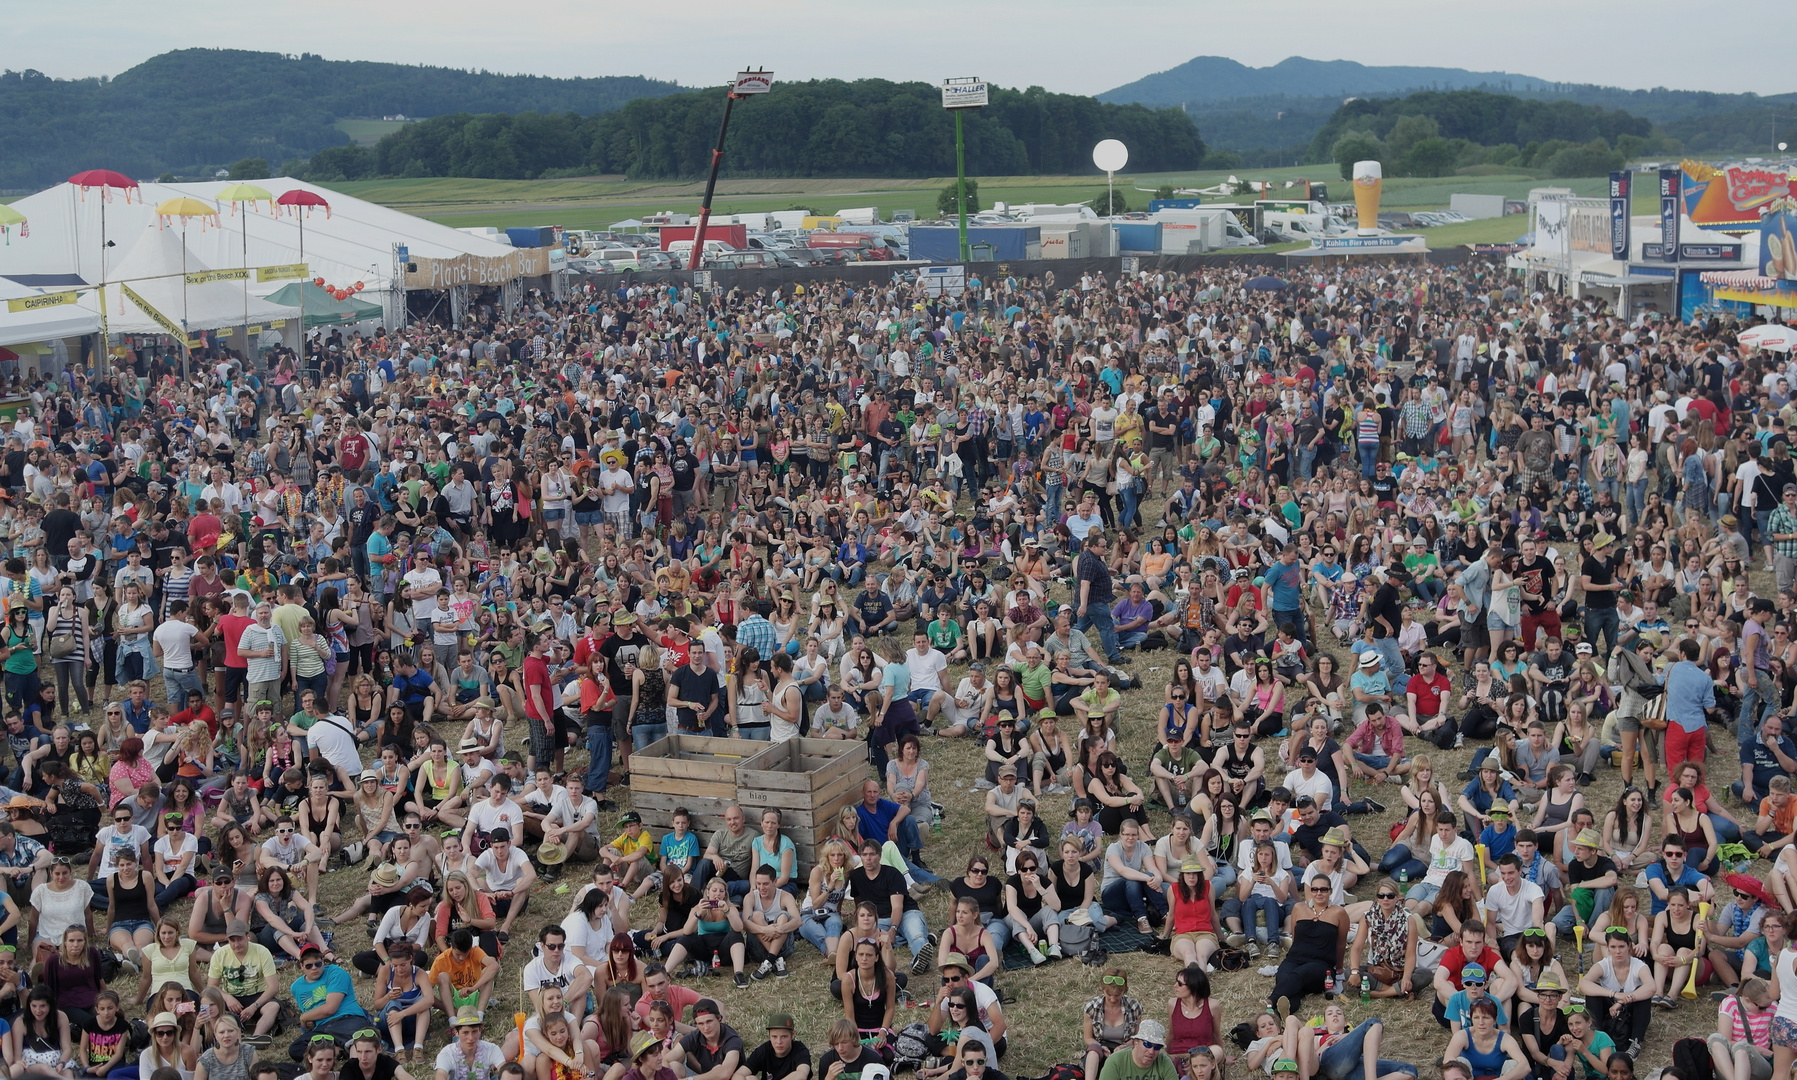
[0, 179, 519, 304]
[98, 225, 298, 337]
[0, 277, 101, 349]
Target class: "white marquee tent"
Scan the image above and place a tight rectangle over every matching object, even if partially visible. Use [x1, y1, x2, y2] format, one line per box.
[0, 277, 100, 350]
[99, 225, 298, 337]
[0, 178, 527, 331]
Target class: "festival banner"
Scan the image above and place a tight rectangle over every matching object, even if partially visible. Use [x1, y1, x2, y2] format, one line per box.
[1609, 172, 1631, 260]
[185, 268, 249, 286]
[1682, 160, 1797, 230]
[1763, 199, 1797, 281]
[120, 283, 184, 338]
[5, 290, 79, 313]
[1658, 169, 1681, 263]
[256, 264, 308, 283]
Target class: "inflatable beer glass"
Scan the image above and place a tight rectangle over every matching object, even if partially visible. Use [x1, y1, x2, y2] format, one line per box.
[1353, 160, 1383, 235]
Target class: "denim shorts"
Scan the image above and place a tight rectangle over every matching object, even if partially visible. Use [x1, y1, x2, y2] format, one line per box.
[575, 510, 603, 526]
[111, 919, 154, 935]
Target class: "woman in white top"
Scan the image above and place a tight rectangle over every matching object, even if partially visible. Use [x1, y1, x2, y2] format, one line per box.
[28, 859, 93, 956]
[1577, 925, 1655, 1058]
[793, 638, 831, 702]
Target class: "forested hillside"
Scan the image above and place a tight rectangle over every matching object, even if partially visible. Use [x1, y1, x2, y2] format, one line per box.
[0, 49, 683, 188]
[300, 80, 1207, 182]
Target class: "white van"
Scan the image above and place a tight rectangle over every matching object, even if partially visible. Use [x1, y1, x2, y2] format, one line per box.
[664, 239, 737, 263]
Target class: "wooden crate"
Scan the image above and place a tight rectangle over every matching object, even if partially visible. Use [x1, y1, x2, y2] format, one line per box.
[630, 737, 869, 870]
[628, 735, 761, 801]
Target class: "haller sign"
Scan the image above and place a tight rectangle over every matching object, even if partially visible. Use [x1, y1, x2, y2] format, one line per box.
[732, 71, 774, 95]
[940, 79, 989, 109]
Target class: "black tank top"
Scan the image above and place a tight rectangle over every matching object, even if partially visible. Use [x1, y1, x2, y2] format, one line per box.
[1220, 742, 1254, 779]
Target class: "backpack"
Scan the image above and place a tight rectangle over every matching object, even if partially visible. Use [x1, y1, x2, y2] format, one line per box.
[1671, 1037, 1714, 1080]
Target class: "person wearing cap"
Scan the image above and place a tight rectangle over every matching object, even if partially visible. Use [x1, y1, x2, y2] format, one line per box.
[433, 1008, 506, 1080]
[189, 855, 256, 948]
[678, 998, 744, 1080]
[205, 917, 283, 1042]
[1089, 1017, 1174, 1080]
[472, 824, 537, 937]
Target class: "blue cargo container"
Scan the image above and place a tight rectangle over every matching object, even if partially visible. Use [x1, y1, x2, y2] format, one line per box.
[1147, 198, 1204, 212]
[1112, 222, 1163, 254]
[505, 226, 556, 249]
[908, 225, 1040, 263]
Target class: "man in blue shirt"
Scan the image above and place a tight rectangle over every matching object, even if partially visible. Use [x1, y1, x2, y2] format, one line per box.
[1662, 637, 1715, 774]
[1643, 839, 1712, 916]
[851, 582, 894, 638]
[289, 943, 369, 1058]
[854, 779, 939, 884]
[1265, 545, 1307, 645]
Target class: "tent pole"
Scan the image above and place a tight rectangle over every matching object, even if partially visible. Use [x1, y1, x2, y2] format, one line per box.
[97, 195, 109, 377]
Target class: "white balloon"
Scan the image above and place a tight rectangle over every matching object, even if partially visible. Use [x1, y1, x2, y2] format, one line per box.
[1092, 139, 1129, 173]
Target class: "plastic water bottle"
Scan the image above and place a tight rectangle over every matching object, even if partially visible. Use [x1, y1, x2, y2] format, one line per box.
[1360, 973, 1371, 1002]
[1396, 866, 1409, 885]
[933, 804, 943, 833]
[1324, 968, 1336, 999]
[711, 951, 721, 974]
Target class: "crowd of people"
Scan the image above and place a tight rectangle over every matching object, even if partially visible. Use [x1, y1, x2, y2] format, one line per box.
[0, 257, 1787, 1080]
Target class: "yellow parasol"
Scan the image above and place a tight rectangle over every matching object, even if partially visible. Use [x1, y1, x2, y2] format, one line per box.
[215, 185, 275, 348]
[156, 198, 219, 374]
[0, 205, 26, 245]
[155, 197, 219, 230]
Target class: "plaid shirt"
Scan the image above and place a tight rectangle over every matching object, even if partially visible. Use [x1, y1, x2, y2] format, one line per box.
[1772, 505, 1797, 558]
[735, 614, 778, 660]
[0, 832, 44, 870]
[1401, 399, 1431, 438]
[965, 406, 990, 438]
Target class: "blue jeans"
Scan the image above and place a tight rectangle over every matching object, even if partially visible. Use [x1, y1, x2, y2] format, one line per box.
[161, 667, 204, 711]
[294, 671, 328, 716]
[631, 723, 669, 751]
[1118, 485, 1140, 530]
[586, 724, 613, 794]
[1076, 605, 1125, 664]
[1243, 895, 1284, 944]
[1411, 577, 1446, 605]
[740, 726, 771, 741]
[1358, 442, 1379, 477]
[1372, 636, 1408, 694]
[1317, 1019, 1415, 1080]
[1377, 843, 1427, 882]
[980, 912, 1012, 956]
[1755, 510, 1774, 557]
[1045, 484, 1065, 525]
[1101, 878, 1168, 923]
[1739, 668, 1777, 744]
[1299, 446, 1318, 480]
[798, 913, 842, 955]
[1712, 813, 1743, 845]
[881, 910, 931, 957]
[1627, 479, 1648, 527]
[1583, 606, 1620, 658]
[894, 818, 940, 883]
[1116, 630, 1148, 649]
[1355, 753, 1394, 772]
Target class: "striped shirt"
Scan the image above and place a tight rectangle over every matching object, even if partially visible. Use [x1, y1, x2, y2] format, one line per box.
[1719, 993, 1773, 1048]
[1356, 409, 1382, 445]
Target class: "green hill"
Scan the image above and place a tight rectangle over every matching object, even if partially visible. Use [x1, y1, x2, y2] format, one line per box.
[0, 49, 685, 189]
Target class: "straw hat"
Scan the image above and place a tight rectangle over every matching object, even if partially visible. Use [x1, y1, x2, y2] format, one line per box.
[1572, 827, 1603, 850]
[536, 841, 570, 866]
[630, 1032, 661, 1061]
[372, 864, 401, 888]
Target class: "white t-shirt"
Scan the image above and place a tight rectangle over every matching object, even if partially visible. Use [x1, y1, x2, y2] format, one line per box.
[30, 879, 94, 943]
[521, 954, 580, 998]
[1483, 880, 1545, 937]
[1282, 768, 1336, 812]
[467, 797, 526, 840]
[152, 835, 202, 879]
[1235, 836, 1293, 875]
[434, 1040, 507, 1080]
[95, 824, 152, 879]
[559, 910, 613, 963]
[1192, 665, 1227, 702]
[307, 716, 361, 779]
[475, 848, 529, 892]
[152, 621, 202, 668]
[545, 791, 600, 841]
[906, 648, 948, 693]
[1089, 406, 1119, 442]
[1425, 834, 1477, 887]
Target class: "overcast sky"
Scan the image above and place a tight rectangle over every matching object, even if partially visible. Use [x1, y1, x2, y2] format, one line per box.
[12, 0, 1795, 97]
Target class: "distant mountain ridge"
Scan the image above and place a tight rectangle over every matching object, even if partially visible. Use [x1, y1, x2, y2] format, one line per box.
[1100, 56, 1554, 106]
[1101, 55, 1797, 157]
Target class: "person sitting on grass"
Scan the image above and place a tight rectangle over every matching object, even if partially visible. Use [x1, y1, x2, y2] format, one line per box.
[429, 928, 501, 1022]
[371, 941, 433, 1065]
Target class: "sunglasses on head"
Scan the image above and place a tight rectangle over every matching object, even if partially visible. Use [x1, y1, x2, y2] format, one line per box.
[1102, 975, 1127, 986]
[1522, 928, 1547, 938]
[1561, 1003, 1588, 1015]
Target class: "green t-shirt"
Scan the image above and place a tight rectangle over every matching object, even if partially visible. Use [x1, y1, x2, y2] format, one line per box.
[1016, 661, 1053, 701]
[1079, 688, 1121, 716]
[288, 710, 319, 732]
[1098, 1049, 1178, 1080]
[927, 619, 963, 650]
[1404, 552, 1440, 578]
[2, 627, 37, 676]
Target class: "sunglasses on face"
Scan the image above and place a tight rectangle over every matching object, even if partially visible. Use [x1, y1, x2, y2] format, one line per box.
[1139, 1042, 1165, 1053]
[1463, 979, 1486, 988]
[1377, 891, 1397, 900]
[942, 974, 965, 985]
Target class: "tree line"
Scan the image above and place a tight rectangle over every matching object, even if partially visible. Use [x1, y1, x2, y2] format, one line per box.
[298, 80, 1206, 182]
[0, 49, 681, 189]
[1305, 89, 1671, 180]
